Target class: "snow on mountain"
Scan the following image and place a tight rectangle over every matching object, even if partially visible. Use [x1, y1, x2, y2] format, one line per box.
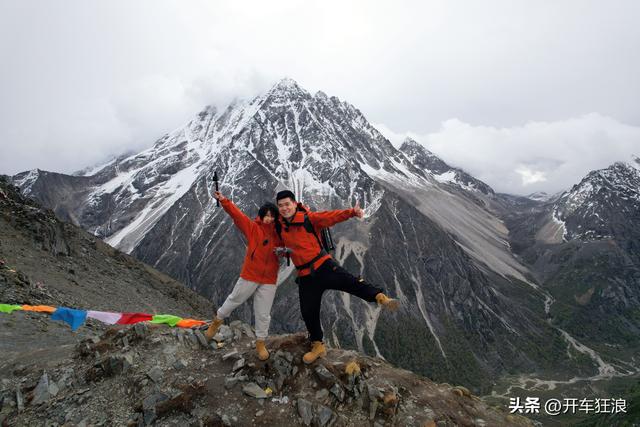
[552, 156, 640, 241]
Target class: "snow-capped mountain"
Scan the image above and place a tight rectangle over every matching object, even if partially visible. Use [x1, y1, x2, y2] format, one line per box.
[10, 78, 605, 390]
[399, 137, 494, 196]
[552, 156, 640, 241]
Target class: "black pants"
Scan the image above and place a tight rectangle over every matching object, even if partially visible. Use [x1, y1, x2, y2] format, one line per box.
[297, 259, 383, 342]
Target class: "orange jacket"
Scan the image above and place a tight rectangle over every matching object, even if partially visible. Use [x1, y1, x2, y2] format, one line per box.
[277, 204, 356, 277]
[221, 198, 281, 285]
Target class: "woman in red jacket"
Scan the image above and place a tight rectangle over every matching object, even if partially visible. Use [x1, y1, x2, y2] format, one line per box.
[205, 191, 281, 361]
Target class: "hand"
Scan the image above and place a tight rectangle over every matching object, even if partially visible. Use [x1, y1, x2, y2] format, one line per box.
[213, 191, 226, 202]
[353, 200, 364, 218]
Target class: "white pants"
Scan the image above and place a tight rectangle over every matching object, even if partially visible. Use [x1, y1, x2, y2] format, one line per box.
[217, 278, 277, 339]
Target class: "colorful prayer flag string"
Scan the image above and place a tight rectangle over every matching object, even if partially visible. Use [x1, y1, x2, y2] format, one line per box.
[0, 303, 208, 331]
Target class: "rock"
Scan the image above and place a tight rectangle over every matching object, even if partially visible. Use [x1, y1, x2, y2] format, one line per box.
[222, 350, 240, 361]
[232, 358, 245, 372]
[315, 404, 335, 427]
[242, 383, 268, 399]
[101, 354, 133, 376]
[173, 359, 188, 370]
[133, 323, 147, 338]
[297, 398, 314, 426]
[255, 410, 264, 417]
[214, 325, 234, 342]
[315, 389, 329, 401]
[48, 381, 59, 397]
[141, 392, 169, 426]
[314, 365, 337, 384]
[16, 388, 24, 412]
[32, 372, 50, 405]
[239, 323, 255, 338]
[369, 399, 379, 420]
[329, 383, 345, 402]
[147, 366, 163, 384]
[224, 376, 239, 390]
[194, 330, 209, 348]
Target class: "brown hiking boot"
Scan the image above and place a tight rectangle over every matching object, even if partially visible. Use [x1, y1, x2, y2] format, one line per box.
[205, 317, 224, 341]
[255, 339, 270, 361]
[376, 293, 400, 311]
[303, 341, 327, 364]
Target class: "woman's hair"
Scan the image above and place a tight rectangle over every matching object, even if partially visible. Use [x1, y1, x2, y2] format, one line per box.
[258, 202, 279, 220]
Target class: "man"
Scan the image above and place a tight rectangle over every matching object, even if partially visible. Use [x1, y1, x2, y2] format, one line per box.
[275, 190, 399, 364]
[205, 191, 281, 361]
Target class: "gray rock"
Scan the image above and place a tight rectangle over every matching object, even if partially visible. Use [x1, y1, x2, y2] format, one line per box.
[48, 381, 59, 397]
[32, 372, 50, 405]
[147, 366, 163, 383]
[240, 323, 255, 338]
[233, 328, 243, 341]
[242, 382, 267, 399]
[314, 365, 337, 384]
[369, 399, 379, 420]
[218, 325, 234, 341]
[16, 388, 24, 412]
[222, 350, 240, 361]
[194, 330, 209, 348]
[224, 376, 239, 390]
[173, 359, 188, 370]
[315, 404, 335, 427]
[315, 389, 329, 401]
[297, 398, 314, 426]
[133, 323, 147, 337]
[232, 358, 245, 372]
[255, 410, 264, 417]
[329, 383, 345, 402]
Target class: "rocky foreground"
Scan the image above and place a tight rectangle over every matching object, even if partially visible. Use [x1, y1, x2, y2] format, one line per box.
[0, 316, 534, 427]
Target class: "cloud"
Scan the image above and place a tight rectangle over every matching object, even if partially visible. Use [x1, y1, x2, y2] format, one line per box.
[0, 1, 639, 179]
[376, 113, 640, 195]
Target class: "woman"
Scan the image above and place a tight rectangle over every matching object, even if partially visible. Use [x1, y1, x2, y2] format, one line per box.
[205, 191, 281, 361]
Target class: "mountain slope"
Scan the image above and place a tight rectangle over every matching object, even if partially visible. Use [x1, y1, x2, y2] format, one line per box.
[0, 176, 213, 370]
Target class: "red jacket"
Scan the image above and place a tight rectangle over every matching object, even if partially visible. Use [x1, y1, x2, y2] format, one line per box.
[221, 198, 281, 285]
[278, 204, 356, 277]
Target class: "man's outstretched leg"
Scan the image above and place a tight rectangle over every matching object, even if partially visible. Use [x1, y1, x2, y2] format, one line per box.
[323, 259, 400, 310]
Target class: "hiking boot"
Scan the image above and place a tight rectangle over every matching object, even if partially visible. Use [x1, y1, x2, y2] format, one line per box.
[255, 339, 270, 361]
[376, 293, 400, 311]
[205, 317, 224, 341]
[303, 341, 326, 364]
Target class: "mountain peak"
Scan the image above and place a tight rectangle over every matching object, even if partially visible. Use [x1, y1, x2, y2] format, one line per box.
[268, 77, 307, 96]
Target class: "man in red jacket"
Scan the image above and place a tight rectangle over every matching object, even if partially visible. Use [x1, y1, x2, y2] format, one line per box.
[205, 191, 281, 361]
[275, 190, 399, 364]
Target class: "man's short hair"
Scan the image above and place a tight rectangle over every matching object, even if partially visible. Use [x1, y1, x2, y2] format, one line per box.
[276, 190, 296, 202]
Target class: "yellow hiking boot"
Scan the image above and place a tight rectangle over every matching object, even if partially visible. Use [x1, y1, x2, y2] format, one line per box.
[376, 293, 400, 311]
[303, 341, 327, 364]
[256, 339, 270, 361]
[205, 317, 224, 341]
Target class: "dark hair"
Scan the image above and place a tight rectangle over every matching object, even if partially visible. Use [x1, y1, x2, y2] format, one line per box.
[258, 202, 279, 220]
[276, 190, 296, 202]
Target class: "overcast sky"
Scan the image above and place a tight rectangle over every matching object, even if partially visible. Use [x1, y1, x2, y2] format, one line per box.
[1, 1, 639, 195]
